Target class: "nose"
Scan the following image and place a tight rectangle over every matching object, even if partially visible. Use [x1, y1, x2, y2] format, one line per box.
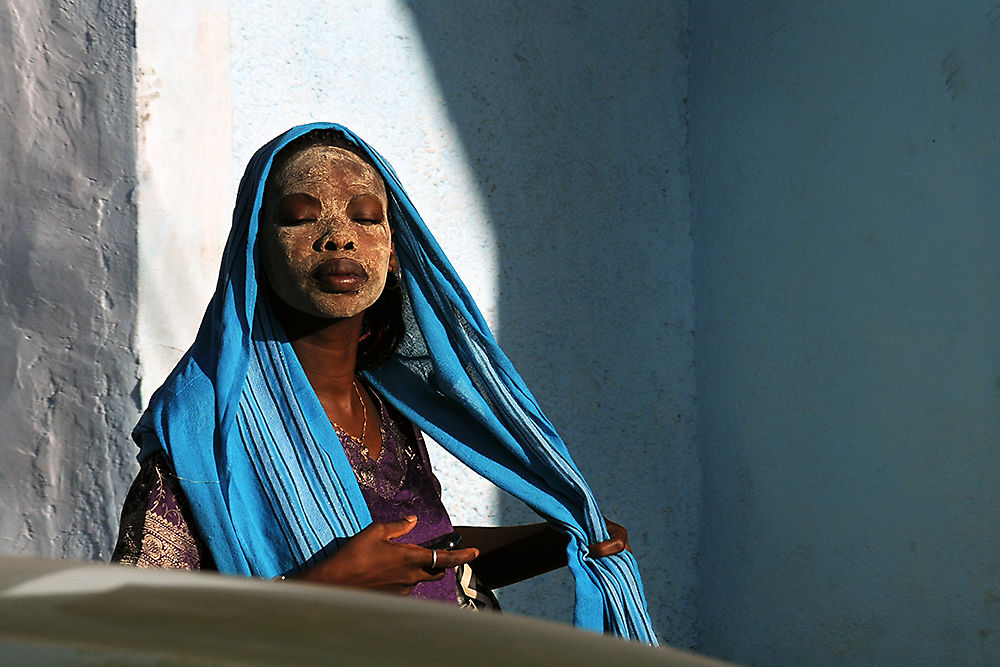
[313, 218, 357, 252]
[317, 238, 355, 251]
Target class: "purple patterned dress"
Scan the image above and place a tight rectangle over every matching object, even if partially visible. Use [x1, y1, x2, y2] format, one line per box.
[334, 394, 458, 603]
[113, 392, 458, 604]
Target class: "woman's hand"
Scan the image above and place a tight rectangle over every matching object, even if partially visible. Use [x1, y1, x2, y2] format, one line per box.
[294, 515, 479, 595]
[587, 519, 631, 558]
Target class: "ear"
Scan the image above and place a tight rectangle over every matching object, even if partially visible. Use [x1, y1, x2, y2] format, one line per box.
[388, 245, 399, 273]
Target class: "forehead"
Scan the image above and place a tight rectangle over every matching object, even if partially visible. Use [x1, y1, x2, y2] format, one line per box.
[272, 145, 385, 198]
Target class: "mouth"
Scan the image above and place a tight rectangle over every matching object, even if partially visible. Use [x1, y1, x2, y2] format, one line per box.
[312, 258, 369, 292]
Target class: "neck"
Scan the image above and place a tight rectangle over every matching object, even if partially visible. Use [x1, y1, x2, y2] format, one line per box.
[270, 295, 363, 407]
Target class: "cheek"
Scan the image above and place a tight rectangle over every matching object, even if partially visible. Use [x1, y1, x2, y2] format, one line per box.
[259, 232, 309, 297]
[357, 227, 392, 266]
[268, 228, 313, 271]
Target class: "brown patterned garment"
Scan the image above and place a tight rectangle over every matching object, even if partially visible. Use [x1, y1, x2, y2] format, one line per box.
[111, 452, 214, 570]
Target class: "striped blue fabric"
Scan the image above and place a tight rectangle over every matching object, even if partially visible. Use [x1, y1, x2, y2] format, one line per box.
[134, 123, 657, 644]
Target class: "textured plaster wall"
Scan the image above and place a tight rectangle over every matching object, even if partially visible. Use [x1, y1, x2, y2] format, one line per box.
[0, 0, 139, 559]
[230, 0, 695, 645]
[690, 2, 1000, 664]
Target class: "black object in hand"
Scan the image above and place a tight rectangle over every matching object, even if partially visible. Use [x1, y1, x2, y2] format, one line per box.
[418, 531, 462, 550]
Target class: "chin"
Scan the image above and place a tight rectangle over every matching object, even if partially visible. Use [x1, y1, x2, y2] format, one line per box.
[271, 280, 385, 321]
[309, 292, 381, 320]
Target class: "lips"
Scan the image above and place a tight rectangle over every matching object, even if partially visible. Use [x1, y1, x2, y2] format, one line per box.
[312, 258, 368, 292]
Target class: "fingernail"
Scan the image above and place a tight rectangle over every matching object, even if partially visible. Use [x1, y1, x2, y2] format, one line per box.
[405, 515, 417, 522]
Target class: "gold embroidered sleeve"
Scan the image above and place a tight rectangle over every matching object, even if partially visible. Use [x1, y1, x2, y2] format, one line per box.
[111, 452, 213, 571]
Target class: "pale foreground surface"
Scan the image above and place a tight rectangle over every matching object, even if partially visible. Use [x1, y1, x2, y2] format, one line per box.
[0, 555, 730, 666]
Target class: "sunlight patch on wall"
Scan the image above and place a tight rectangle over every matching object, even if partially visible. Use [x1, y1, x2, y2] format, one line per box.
[135, 0, 233, 405]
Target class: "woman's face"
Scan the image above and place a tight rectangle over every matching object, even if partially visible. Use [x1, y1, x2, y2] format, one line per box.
[260, 145, 393, 320]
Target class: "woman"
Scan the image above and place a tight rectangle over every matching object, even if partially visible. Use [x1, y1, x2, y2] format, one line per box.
[113, 123, 656, 643]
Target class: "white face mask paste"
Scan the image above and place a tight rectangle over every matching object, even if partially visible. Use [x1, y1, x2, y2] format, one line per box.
[260, 145, 393, 320]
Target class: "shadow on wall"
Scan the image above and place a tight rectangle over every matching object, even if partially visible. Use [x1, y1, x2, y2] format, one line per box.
[404, 0, 697, 645]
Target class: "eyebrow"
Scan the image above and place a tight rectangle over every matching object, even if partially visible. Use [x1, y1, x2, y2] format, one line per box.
[280, 192, 321, 204]
[348, 192, 384, 203]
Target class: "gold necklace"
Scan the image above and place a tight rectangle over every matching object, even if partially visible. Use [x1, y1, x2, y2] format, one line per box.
[332, 380, 368, 457]
[354, 380, 369, 458]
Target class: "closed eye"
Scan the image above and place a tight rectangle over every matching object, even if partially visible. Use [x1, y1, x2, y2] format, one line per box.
[278, 216, 318, 226]
[275, 193, 321, 225]
[347, 193, 385, 224]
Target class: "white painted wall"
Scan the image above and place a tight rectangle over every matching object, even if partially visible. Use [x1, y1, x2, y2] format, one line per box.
[135, 0, 233, 405]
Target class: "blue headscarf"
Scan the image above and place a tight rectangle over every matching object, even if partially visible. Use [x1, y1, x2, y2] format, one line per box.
[135, 123, 656, 643]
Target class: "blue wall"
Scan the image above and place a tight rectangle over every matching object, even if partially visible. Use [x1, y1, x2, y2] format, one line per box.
[690, 2, 1000, 664]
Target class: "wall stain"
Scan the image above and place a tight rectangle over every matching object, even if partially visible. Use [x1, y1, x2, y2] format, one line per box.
[941, 48, 967, 100]
[988, 5, 1000, 33]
